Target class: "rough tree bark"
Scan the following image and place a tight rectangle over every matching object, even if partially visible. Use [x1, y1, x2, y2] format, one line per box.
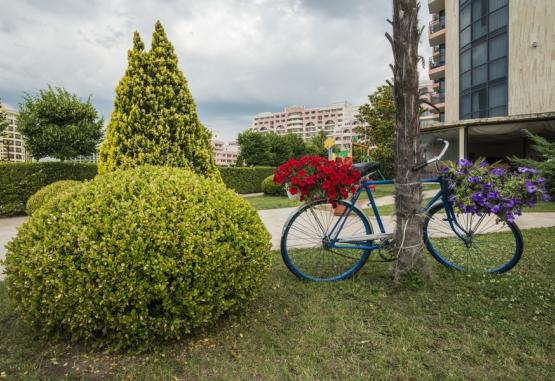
[387, 0, 427, 280]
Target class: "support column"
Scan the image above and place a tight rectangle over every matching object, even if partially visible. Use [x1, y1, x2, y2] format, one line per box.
[458, 126, 466, 159]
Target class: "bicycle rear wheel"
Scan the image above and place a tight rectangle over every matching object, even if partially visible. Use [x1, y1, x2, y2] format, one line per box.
[423, 203, 523, 273]
[281, 199, 372, 281]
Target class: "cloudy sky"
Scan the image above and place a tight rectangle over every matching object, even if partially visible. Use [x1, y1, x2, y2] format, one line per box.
[0, 0, 432, 141]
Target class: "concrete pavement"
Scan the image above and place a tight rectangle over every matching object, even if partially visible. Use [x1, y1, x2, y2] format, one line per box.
[2, 205, 555, 279]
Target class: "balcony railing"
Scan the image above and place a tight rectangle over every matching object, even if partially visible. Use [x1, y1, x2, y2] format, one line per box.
[429, 56, 445, 69]
[431, 92, 445, 103]
[429, 17, 445, 34]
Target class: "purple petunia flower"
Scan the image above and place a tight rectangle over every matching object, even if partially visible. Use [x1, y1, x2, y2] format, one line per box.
[544, 194, 552, 202]
[479, 161, 488, 168]
[518, 167, 538, 175]
[459, 158, 472, 168]
[490, 167, 505, 176]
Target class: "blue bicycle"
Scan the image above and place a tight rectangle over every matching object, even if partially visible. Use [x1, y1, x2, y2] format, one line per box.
[280, 140, 523, 281]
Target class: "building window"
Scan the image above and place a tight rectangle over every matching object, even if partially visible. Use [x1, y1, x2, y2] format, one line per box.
[459, 0, 508, 120]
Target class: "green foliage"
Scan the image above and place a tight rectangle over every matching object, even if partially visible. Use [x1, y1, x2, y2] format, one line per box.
[98, 22, 219, 179]
[17, 86, 103, 161]
[511, 130, 555, 196]
[25, 180, 82, 215]
[219, 166, 276, 194]
[261, 175, 286, 196]
[0, 162, 97, 216]
[3, 166, 271, 350]
[306, 130, 330, 157]
[238, 131, 313, 166]
[356, 85, 395, 177]
[0, 98, 9, 137]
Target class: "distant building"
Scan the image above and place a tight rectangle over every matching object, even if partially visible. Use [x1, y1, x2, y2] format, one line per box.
[250, 101, 368, 151]
[211, 131, 238, 166]
[0, 106, 30, 162]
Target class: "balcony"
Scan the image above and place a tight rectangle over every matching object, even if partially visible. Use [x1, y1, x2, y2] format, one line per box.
[428, 0, 445, 14]
[428, 56, 445, 80]
[428, 18, 446, 45]
[431, 92, 446, 111]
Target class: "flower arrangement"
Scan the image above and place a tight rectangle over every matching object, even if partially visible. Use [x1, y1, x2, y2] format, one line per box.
[443, 159, 551, 222]
[273, 156, 361, 205]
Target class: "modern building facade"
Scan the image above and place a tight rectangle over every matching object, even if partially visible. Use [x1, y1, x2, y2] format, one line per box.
[0, 107, 30, 162]
[424, 0, 555, 162]
[250, 101, 366, 151]
[211, 131, 238, 166]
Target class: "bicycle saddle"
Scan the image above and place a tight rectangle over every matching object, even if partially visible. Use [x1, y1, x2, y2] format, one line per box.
[353, 162, 380, 177]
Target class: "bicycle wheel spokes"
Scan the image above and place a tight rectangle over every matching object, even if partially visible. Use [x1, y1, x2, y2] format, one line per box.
[424, 204, 523, 273]
[281, 200, 372, 281]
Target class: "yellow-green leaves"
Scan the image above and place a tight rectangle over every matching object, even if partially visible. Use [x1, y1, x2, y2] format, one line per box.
[3, 166, 271, 350]
[98, 22, 219, 181]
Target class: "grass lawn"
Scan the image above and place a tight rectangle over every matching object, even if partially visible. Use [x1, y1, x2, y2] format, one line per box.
[1, 227, 554, 380]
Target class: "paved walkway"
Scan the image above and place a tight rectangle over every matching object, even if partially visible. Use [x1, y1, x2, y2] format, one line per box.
[2, 202, 555, 279]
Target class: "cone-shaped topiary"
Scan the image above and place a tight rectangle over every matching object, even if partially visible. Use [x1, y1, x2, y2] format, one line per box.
[98, 22, 219, 179]
[4, 166, 271, 350]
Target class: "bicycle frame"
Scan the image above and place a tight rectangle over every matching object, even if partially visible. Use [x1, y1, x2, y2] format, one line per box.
[326, 176, 469, 251]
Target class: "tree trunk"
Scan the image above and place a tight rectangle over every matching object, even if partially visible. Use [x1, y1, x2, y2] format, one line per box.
[389, 0, 427, 280]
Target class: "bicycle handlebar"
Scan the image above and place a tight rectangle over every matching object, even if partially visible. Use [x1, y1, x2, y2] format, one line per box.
[412, 138, 450, 171]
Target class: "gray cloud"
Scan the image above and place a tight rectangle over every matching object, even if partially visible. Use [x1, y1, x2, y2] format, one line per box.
[0, 0, 432, 140]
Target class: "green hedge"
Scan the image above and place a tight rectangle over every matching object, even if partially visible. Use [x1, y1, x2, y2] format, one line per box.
[219, 166, 276, 194]
[261, 175, 286, 196]
[0, 163, 273, 216]
[0, 162, 97, 216]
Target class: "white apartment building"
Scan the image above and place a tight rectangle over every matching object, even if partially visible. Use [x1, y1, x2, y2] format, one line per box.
[211, 131, 238, 166]
[250, 101, 367, 151]
[0, 106, 30, 162]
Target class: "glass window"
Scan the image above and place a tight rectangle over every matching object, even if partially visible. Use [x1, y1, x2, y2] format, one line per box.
[489, 82, 507, 108]
[472, 18, 488, 40]
[461, 71, 472, 90]
[460, 27, 471, 47]
[461, 94, 472, 115]
[489, 7, 508, 32]
[489, 0, 508, 11]
[472, 0, 487, 22]
[489, 58, 507, 80]
[460, 50, 471, 72]
[489, 33, 507, 60]
[472, 88, 488, 115]
[472, 65, 488, 86]
[460, 5, 471, 30]
[472, 41, 487, 66]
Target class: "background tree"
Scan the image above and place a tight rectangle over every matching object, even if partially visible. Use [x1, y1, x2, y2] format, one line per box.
[0, 98, 9, 137]
[355, 85, 395, 177]
[238, 131, 309, 166]
[237, 130, 274, 166]
[511, 130, 555, 196]
[98, 21, 219, 178]
[388, 0, 426, 280]
[17, 86, 103, 161]
[306, 130, 329, 157]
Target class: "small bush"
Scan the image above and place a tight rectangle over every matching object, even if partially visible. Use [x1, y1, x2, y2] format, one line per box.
[261, 175, 286, 196]
[219, 166, 275, 194]
[0, 162, 97, 216]
[26, 180, 83, 215]
[4, 166, 271, 350]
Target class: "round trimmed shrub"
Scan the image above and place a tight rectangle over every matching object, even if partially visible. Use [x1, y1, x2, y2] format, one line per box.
[25, 180, 83, 215]
[261, 175, 286, 196]
[5, 165, 271, 350]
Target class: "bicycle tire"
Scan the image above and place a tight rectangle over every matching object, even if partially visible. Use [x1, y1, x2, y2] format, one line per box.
[281, 199, 373, 281]
[423, 202, 523, 273]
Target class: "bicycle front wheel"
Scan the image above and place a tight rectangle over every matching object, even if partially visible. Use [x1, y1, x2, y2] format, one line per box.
[281, 199, 373, 281]
[423, 203, 523, 273]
